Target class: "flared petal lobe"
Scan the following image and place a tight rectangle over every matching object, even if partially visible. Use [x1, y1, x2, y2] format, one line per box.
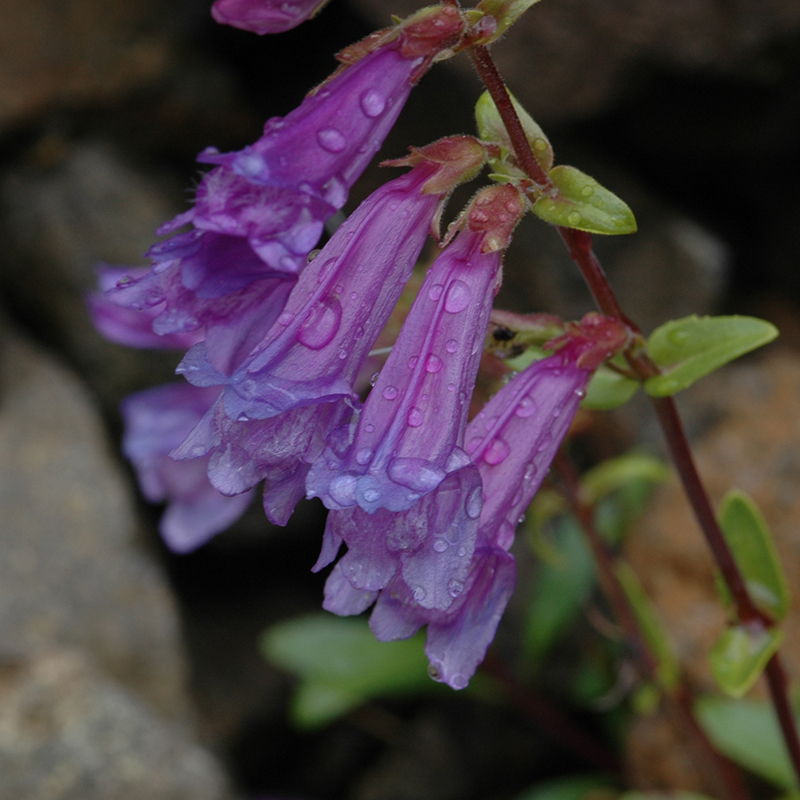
[122, 383, 254, 552]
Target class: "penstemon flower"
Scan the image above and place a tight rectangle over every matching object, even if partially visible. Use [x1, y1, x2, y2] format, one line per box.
[121, 383, 255, 553]
[172, 137, 487, 526]
[211, 0, 331, 34]
[96, 5, 468, 368]
[307, 184, 527, 515]
[326, 315, 628, 689]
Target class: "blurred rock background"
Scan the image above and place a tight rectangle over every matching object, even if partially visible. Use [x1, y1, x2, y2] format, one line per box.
[1, 0, 800, 797]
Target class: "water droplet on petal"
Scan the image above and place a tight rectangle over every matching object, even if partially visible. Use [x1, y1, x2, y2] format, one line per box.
[316, 127, 346, 153]
[484, 437, 510, 465]
[448, 579, 464, 598]
[365, 423, 375, 433]
[407, 356, 418, 370]
[433, 539, 448, 553]
[445, 339, 458, 354]
[413, 586, 426, 602]
[514, 395, 538, 418]
[465, 486, 483, 519]
[329, 475, 357, 506]
[297, 300, 342, 349]
[425, 354, 443, 373]
[457, 546, 467, 557]
[359, 88, 386, 117]
[363, 488, 381, 503]
[466, 436, 483, 454]
[369, 372, 380, 387]
[574, 387, 586, 398]
[407, 407, 424, 427]
[450, 673, 468, 690]
[447, 383, 455, 392]
[428, 283, 444, 301]
[307, 249, 320, 263]
[444, 280, 471, 313]
[382, 385, 398, 401]
[277, 311, 294, 326]
[355, 448, 373, 465]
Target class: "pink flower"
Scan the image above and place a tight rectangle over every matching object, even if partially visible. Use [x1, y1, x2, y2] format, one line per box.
[211, 0, 330, 34]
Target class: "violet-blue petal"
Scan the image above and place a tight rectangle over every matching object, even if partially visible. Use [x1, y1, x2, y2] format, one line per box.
[199, 45, 420, 213]
[180, 164, 442, 420]
[323, 562, 379, 616]
[307, 227, 501, 513]
[121, 383, 254, 552]
[424, 545, 516, 690]
[466, 350, 593, 551]
[211, 0, 329, 35]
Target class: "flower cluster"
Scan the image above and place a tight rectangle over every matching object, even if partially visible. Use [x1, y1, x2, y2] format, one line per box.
[91, 3, 629, 688]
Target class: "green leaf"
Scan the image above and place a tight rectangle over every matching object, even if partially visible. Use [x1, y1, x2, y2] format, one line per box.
[615, 561, 680, 688]
[718, 489, 790, 620]
[261, 615, 431, 728]
[582, 365, 640, 410]
[475, 90, 553, 177]
[695, 695, 799, 789]
[531, 166, 637, 235]
[644, 315, 778, 397]
[475, 0, 544, 39]
[709, 624, 784, 698]
[523, 515, 595, 662]
[582, 454, 672, 506]
[513, 773, 615, 800]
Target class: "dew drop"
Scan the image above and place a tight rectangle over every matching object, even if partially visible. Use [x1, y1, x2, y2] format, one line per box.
[448, 579, 464, 598]
[365, 423, 375, 433]
[407, 407, 424, 427]
[382, 385, 398, 401]
[444, 280, 471, 313]
[433, 539, 448, 553]
[297, 300, 342, 349]
[533, 138, 548, 151]
[445, 339, 458, 354]
[329, 475, 357, 506]
[355, 448, 373, 465]
[236, 413, 249, 422]
[369, 372, 380, 387]
[457, 546, 467, 557]
[450, 674, 468, 690]
[277, 311, 294, 326]
[407, 356, 419, 370]
[413, 586, 426, 602]
[337, 348, 347, 360]
[567, 211, 582, 226]
[484, 437, 510, 465]
[359, 88, 386, 117]
[574, 387, 586, 398]
[552, 406, 562, 419]
[363, 488, 381, 503]
[447, 383, 456, 392]
[350, 291, 358, 301]
[428, 283, 444, 301]
[316, 127, 346, 153]
[242, 379, 257, 396]
[580, 185, 595, 197]
[514, 395, 538, 418]
[465, 485, 483, 519]
[425, 354, 443, 373]
[307, 249, 320, 263]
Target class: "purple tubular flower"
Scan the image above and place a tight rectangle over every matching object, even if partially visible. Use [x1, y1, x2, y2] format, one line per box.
[211, 0, 330, 34]
[122, 383, 254, 552]
[306, 220, 504, 515]
[172, 138, 488, 526]
[94, 6, 467, 363]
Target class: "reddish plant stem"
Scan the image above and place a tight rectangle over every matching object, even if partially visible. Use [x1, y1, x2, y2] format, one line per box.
[554, 452, 751, 800]
[470, 39, 800, 790]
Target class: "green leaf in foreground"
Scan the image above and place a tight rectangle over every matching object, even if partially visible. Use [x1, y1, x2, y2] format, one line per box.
[718, 489, 790, 620]
[531, 165, 637, 235]
[261, 615, 431, 728]
[709, 624, 784, 698]
[695, 695, 799, 789]
[645, 315, 778, 397]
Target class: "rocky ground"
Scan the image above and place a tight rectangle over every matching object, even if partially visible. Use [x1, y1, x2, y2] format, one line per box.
[1, 0, 800, 798]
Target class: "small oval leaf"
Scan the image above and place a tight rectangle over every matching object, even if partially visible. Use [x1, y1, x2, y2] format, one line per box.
[709, 624, 784, 698]
[581, 365, 640, 410]
[645, 315, 778, 396]
[718, 490, 790, 620]
[531, 165, 637, 235]
[695, 696, 799, 789]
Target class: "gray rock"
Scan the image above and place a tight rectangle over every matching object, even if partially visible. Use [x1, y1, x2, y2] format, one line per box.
[0, 317, 187, 721]
[0, 648, 233, 800]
